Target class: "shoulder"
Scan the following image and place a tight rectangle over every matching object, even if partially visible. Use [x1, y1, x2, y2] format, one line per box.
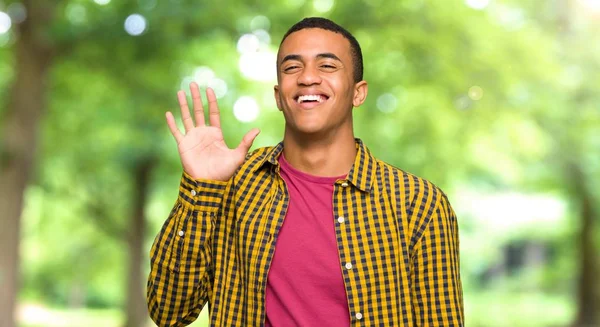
[374, 159, 454, 247]
[374, 158, 448, 211]
[234, 146, 277, 179]
[245, 146, 275, 164]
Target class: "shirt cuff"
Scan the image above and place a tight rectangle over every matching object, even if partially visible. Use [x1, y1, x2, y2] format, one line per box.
[178, 171, 228, 212]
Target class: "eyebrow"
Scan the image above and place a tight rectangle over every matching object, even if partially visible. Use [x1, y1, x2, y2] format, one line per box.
[280, 52, 342, 64]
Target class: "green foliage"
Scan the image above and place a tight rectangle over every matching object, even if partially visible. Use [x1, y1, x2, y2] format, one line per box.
[2, 0, 598, 324]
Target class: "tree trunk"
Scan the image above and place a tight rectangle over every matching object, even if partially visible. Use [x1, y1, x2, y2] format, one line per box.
[0, 1, 54, 326]
[569, 162, 598, 327]
[553, 1, 599, 324]
[124, 158, 155, 327]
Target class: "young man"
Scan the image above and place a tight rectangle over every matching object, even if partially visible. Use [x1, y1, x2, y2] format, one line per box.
[147, 17, 463, 326]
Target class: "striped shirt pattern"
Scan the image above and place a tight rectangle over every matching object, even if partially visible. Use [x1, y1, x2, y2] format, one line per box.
[147, 139, 464, 326]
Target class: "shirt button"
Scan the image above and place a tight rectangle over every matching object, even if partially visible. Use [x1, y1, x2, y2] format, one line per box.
[190, 190, 197, 196]
[178, 230, 184, 237]
[341, 181, 349, 187]
[355, 312, 363, 320]
[337, 216, 345, 223]
[345, 262, 353, 269]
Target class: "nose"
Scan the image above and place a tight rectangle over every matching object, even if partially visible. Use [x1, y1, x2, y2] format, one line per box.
[297, 64, 321, 86]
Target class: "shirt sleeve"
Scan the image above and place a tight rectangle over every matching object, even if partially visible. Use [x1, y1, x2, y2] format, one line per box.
[411, 192, 464, 326]
[147, 171, 228, 327]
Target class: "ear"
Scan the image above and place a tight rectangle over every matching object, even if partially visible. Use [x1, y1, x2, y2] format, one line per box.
[352, 81, 368, 107]
[274, 85, 283, 111]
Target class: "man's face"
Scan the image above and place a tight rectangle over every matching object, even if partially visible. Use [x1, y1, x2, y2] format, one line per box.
[274, 28, 367, 137]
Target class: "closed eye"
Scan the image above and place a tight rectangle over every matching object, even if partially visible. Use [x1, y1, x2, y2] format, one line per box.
[284, 66, 300, 72]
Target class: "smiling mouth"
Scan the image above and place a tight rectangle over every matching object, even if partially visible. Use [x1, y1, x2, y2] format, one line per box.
[295, 94, 329, 104]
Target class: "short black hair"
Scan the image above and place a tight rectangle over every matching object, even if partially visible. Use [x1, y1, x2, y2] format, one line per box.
[279, 17, 364, 83]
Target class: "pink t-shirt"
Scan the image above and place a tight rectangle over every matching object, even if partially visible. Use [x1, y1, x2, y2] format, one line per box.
[264, 155, 350, 327]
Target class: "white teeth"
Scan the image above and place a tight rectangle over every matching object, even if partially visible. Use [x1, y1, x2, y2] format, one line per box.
[297, 94, 325, 103]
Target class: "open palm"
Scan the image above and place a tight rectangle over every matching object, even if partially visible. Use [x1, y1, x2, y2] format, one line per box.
[166, 83, 260, 181]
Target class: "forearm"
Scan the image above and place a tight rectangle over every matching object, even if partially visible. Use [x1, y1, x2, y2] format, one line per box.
[410, 193, 464, 326]
[147, 172, 227, 326]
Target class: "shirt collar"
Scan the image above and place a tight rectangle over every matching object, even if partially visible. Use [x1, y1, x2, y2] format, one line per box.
[252, 138, 375, 192]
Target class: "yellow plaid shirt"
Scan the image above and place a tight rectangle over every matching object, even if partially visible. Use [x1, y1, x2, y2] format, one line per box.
[147, 139, 464, 326]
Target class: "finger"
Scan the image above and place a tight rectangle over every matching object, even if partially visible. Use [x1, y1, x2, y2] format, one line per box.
[206, 87, 221, 128]
[165, 111, 184, 143]
[190, 82, 206, 126]
[177, 90, 194, 132]
[236, 128, 260, 155]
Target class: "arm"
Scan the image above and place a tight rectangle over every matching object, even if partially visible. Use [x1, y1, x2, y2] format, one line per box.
[146, 83, 258, 326]
[411, 192, 464, 326]
[146, 172, 228, 326]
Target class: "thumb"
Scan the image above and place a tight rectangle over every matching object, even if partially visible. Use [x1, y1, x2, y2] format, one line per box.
[236, 128, 260, 154]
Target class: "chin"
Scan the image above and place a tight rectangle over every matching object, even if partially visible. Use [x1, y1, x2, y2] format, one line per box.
[287, 123, 325, 136]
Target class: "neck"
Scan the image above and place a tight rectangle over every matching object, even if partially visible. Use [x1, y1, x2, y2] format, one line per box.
[282, 129, 357, 177]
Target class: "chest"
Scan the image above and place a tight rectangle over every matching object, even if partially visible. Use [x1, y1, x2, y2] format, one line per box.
[232, 174, 409, 280]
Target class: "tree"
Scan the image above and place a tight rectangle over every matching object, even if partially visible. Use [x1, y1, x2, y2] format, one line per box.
[0, 1, 56, 326]
[3, 0, 598, 326]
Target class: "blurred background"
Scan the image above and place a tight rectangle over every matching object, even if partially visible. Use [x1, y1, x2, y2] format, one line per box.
[0, 0, 599, 326]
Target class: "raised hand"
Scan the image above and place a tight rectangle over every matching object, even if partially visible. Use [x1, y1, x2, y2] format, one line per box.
[166, 82, 260, 181]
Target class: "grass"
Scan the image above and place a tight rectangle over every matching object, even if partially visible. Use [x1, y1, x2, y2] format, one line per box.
[465, 291, 574, 327]
[18, 303, 209, 327]
[19, 292, 574, 327]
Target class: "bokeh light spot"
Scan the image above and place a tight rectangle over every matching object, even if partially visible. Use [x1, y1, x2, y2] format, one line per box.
[250, 15, 270, 31]
[208, 78, 228, 99]
[179, 76, 195, 95]
[313, 0, 335, 12]
[181, 67, 229, 99]
[239, 51, 277, 82]
[578, 0, 600, 11]
[468, 86, 484, 100]
[65, 4, 87, 25]
[124, 14, 147, 36]
[376, 93, 398, 113]
[234, 96, 260, 122]
[194, 66, 216, 87]
[0, 11, 11, 34]
[94, 0, 111, 5]
[455, 96, 472, 110]
[465, 0, 489, 10]
[7, 3, 26, 24]
[495, 5, 526, 30]
[253, 29, 271, 46]
[237, 33, 260, 54]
